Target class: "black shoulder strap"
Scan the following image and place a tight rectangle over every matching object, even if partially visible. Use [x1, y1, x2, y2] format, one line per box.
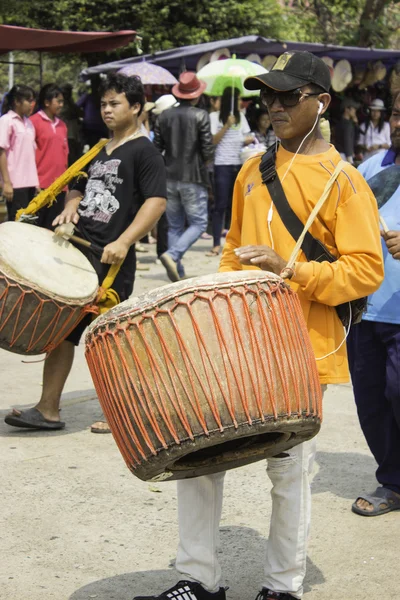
[259, 145, 336, 264]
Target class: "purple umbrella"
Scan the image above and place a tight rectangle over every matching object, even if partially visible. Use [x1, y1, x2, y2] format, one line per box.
[118, 62, 178, 85]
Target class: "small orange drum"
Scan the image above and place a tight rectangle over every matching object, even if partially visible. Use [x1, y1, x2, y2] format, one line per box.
[0, 222, 98, 355]
[85, 271, 322, 481]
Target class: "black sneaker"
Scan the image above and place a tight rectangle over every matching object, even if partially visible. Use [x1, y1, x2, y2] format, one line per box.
[134, 580, 226, 600]
[255, 589, 296, 600]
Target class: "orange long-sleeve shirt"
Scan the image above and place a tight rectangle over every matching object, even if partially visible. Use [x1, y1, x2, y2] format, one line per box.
[219, 144, 384, 383]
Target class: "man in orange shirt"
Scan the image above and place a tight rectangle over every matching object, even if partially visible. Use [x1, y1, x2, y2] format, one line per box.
[134, 52, 383, 600]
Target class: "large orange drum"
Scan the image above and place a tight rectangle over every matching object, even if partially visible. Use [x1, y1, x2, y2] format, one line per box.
[85, 271, 322, 481]
[0, 222, 98, 355]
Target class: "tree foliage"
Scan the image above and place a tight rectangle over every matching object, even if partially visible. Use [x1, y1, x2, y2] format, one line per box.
[280, 0, 400, 48]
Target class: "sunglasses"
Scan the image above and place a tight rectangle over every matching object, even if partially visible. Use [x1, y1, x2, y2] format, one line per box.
[260, 88, 320, 109]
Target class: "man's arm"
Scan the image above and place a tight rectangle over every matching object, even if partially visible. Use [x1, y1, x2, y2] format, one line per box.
[102, 147, 167, 265]
[101, 197, 166, 264]
[52, 190, 83, 226]
[290, 189, 384, 304]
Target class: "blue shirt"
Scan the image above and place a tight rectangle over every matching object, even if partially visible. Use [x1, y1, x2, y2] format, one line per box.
[358, 149, 400, 324]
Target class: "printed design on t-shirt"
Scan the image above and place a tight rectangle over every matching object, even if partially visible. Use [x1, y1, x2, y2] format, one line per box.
[78, 158, 123, 223]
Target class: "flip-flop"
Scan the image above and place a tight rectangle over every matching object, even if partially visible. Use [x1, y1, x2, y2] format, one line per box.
[4, 407, 65, 430]
[91, 421, 111, 434]
[352, 487, 400, 517]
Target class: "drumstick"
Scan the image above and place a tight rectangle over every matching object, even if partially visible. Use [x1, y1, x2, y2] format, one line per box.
[379, 216, 389, 233]
[66, 234, 104, 258]
[54, 225, 104, 258]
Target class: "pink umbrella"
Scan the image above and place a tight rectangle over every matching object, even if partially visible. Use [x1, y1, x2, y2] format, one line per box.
[118, 62, 178, 85]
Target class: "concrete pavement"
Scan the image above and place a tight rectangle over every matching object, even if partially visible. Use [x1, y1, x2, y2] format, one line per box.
[1, 237, 398, 600]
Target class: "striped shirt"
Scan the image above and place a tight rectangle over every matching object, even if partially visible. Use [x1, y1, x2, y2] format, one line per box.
[210, 111, 251, 166]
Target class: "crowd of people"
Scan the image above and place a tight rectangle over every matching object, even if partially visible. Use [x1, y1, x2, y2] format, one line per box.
[0, 50, 399, 600]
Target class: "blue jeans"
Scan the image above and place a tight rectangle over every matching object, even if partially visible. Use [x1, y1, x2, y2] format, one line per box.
[166, 180, 208, 276]
[212, 164, 241, 247]
[347, 320, 400, 494]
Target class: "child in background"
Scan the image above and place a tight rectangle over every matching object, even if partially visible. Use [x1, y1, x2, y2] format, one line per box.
[0, 85, 38, 222]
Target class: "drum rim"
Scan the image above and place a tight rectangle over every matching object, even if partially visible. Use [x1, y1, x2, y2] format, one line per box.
[0, 222, 99, 305]
[86, 271, 286, 335]
[0, 268, 98, 306]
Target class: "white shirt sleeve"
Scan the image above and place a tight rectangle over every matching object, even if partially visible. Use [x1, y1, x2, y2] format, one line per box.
[209, 111, 220, 136]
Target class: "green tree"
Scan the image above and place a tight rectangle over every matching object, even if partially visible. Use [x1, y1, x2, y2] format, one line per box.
[280, 0, 400, 48]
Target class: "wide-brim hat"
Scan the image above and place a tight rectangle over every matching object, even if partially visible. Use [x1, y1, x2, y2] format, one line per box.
[245, 53, 262, 65]
[360, 61, 387, 89]
[331, 60, 353, 92]
[262, 55, 278, 71]
[210, 47, 231, 62]
[369, 98, 386, 110]
[153, 94, 179, 115]
[196, 52, 212, 72]
[172, 72, 207, 99]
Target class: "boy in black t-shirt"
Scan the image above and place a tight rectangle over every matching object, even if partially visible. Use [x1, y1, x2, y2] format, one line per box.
[4, 74, 167, 432]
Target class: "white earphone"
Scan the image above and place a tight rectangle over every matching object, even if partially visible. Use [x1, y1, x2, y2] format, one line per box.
[318, 101, 323, 115]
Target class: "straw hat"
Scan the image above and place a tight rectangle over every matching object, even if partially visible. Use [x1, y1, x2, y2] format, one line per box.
[245, 53, 262, 65]
[196, 52, 212, 72]
[210, 48, 231, 62]
[331, 60, 352, 92]
[360, 61, 387, 89]
[172, 72, 207, 99]
[262, 55, 277, 71]
[321, 56, 334, 78]
[152, 94, 179, 115]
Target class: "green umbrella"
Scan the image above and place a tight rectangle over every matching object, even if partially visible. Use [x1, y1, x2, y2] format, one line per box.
[197, 56, 267, 98]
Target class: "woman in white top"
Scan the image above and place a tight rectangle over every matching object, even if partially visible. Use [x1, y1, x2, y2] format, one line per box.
[358, 98, 391, 161]
[207, 87, 253, 256]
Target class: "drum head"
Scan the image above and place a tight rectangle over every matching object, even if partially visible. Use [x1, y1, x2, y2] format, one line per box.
[0, 222, 98, 301]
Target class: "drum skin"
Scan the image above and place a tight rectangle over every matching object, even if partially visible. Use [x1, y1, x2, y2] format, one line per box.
[0, 222, 98, 355]
[86, 271, 322, 481]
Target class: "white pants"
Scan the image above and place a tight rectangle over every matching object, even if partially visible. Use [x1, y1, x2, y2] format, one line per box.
[175, 438, 317, 599]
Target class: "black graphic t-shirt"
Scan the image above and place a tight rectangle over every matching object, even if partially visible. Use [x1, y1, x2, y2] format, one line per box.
[73, 136, 167, 248]
[71, 136, 166, 295]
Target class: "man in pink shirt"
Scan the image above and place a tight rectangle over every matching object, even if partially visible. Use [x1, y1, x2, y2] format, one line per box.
[30, 84, 69, 228]
[0, 84, 39, 221]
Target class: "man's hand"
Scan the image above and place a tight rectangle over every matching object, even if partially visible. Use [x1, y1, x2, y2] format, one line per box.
[2, 181, 13, 202]
[234, 245, 286, 275]
[52, 205, 80, 227]
[382, 230, 400, 260]
[101, 239, 130, 265]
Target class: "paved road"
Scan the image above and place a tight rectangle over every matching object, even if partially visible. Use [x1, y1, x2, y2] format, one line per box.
[1, 238, 398, 600]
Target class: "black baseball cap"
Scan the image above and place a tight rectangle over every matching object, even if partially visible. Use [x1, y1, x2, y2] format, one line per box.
[245, 51, 331, 93]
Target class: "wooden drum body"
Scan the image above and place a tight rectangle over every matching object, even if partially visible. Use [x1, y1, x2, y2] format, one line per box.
[86, 271, 322, 481]
[0, 222, 98, 355]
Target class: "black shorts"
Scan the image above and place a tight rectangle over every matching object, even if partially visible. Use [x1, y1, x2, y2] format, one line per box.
[65, 245, 136, 346]
[6, 187, 36, 222]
